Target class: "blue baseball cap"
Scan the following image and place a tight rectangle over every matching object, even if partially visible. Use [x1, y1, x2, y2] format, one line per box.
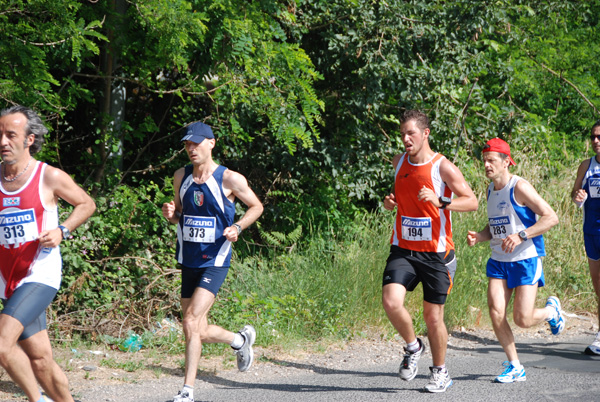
[180, 122, 214, 143]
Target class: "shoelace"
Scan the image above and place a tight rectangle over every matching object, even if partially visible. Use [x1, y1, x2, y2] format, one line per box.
[430, 369, 447, 385]
[499, 361, 522, 377]
[401, 349, 419, 368]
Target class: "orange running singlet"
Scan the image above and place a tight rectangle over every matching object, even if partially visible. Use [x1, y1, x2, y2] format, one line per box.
[391, 153, 454, 253]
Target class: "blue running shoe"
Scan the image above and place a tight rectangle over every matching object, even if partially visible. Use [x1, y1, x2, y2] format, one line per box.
[495, 362, 526, 383]
[545, 296, 565, 335]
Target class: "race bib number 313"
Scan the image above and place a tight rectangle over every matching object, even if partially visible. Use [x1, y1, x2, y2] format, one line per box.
[401, 216, 432, 241]
[0, 208, 39, 246]
[183, 216, 216, 243]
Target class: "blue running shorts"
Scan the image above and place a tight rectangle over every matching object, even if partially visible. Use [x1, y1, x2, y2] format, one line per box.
[486, 257, 545, 289]
[584, 233, 600, 261]
[180, 264, 229, 298]
[1, 282, 57, 340]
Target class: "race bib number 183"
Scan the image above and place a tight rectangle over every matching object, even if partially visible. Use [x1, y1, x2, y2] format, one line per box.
[489, 216, 510, 239]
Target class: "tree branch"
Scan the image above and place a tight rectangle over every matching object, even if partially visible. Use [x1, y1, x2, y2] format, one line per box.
[541, 63, 599, 115]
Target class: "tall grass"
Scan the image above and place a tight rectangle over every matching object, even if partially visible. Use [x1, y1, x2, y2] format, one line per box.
[208, 213, 395, 350]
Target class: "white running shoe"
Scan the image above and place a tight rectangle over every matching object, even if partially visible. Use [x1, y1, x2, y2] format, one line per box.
[173, 390, 194, 402]
[584, 338, 600, 356]
[235, 325, 256, 372]
[399, 338, 425, 381]
[41, 393, 55, 402]
[424, 367, 453, 393]
[495, 361, 526, 383]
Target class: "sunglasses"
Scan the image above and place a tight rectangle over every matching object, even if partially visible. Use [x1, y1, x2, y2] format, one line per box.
[591, 135, 600, 141]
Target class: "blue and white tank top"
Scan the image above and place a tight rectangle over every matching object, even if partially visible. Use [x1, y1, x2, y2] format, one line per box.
[176, 165, 235, 268]
[581, 157, 600, 235]
[487, 175, 545, 262]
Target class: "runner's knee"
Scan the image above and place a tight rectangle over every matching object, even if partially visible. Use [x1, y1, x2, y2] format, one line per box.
[29, 353, 54, 373]
[382, 292, 404, 313]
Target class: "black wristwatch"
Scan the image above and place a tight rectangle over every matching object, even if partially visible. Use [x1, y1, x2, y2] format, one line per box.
[518, 230, 528, 241]
[58, 225, 71, 240]
[439, 196, 452, 209]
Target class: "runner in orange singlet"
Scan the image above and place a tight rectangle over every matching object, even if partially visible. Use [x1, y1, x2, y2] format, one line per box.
[383, 110, 478, 393]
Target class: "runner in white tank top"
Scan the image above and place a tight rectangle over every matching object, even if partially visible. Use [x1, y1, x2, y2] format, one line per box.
[467, 138, 563, 384]
[0, 106, 96, 402]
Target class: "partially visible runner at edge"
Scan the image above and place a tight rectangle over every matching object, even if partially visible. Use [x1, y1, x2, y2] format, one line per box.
[0, 105, 96, 402]
[571, 119, 600, 356]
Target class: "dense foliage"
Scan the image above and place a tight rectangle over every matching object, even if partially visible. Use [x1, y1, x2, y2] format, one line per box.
[0, 0, 599, 337]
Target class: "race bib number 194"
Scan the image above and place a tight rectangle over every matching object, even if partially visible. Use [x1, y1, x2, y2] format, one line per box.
[182, 216, 216, 243]
[401, 216, 432, 241]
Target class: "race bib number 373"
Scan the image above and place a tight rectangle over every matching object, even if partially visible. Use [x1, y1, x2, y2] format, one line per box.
[401, 216, 432, 241]
[182, 216, 216, 243]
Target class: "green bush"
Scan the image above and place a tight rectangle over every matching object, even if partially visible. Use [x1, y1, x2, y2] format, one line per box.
[55, 181, 180, 337]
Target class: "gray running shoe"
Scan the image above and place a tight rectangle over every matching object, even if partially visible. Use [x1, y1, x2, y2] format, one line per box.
[235, 324, 256, 372]
[399, 338, 425, 381]
[173, 390, 194, 402]
[424, 367, 453, 393]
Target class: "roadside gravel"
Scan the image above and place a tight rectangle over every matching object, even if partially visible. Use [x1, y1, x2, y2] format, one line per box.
[0, 313, 597, 402]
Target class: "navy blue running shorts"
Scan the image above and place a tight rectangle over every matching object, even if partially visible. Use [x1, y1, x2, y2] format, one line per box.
[584, 233, 600, 261]
[1, 282, 57, 340]
[180, 264, 229, 298]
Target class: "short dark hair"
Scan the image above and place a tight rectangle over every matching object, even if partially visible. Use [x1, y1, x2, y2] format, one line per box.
[400, 109, 429, 131]
[0, 105, 47, 155]
[592, 119, 600, 135]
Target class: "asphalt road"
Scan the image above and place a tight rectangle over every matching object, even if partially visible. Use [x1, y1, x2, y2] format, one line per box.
[74, 333, 600, 402]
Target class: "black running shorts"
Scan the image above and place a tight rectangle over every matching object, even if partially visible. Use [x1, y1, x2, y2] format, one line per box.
[382, 245, 457, 305]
